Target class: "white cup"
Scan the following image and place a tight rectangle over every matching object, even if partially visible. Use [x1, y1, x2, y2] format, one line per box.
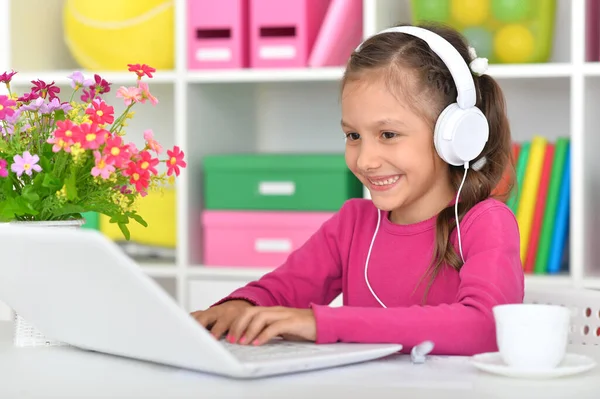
[493, 303, 571, 370]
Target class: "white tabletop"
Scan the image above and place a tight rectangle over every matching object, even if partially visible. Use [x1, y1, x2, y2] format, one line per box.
[0, 321, 599, 398]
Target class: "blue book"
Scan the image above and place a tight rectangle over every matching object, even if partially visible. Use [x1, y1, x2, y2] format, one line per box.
[547, 147, 571, 274]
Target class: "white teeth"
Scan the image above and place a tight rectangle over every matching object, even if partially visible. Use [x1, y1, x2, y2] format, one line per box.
[369, 176, 400, 186]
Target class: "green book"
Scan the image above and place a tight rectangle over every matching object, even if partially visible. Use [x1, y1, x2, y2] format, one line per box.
[507, 141, 531, 213]
[534, 137, 570, 274]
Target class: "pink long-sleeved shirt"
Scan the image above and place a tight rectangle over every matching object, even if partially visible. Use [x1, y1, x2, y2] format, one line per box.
[218, 198, 524, 355]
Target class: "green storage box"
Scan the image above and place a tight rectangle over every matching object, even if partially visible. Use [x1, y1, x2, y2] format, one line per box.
[81, 211, 99, 230]
[203, 153, 363, 211]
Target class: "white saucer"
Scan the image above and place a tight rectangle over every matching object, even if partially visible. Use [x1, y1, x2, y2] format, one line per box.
[471, 352, 597, 379]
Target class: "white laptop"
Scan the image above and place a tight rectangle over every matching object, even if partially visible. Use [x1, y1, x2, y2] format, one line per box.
[0, 225, 402, 378]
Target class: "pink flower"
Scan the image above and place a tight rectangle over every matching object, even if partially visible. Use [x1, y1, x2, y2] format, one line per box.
[103, 136, 130, 167]
[166, 146, 186, 177]
[11, 151, 42, 177]
[91, 74, 111, 95]
[31, 80, 60, 101]
[116, 86, 142, 106]
[79, 123, 106, 150]
[17, 91, 39, 103]
[85, 100, 114, 125]
[0, 95, 16, 121]
[0, 70, 17, 85]
[137, 82, 158, 105]
[0, 159, 8, 177]
[137, 151, 159, 175]
[51, 120, 81, 149]
[91, 151, 115, 179]
[143, 129, 163, 154]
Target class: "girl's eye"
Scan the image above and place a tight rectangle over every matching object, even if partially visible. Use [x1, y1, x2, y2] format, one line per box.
[345, 132, 360, 141]
[382, 131, 398, 139]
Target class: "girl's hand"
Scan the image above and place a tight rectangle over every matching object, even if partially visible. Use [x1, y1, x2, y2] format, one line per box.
[226, 307, 317, 346]
[191, 300, 254, 340]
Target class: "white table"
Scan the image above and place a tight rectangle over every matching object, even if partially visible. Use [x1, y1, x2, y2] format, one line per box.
[0, 321, 598, 398]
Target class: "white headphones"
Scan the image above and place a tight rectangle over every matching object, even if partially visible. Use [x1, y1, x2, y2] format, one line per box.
[354, 26, 489, 308]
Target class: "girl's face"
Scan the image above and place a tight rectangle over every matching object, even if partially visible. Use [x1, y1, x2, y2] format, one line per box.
[341, 76, 454, 224]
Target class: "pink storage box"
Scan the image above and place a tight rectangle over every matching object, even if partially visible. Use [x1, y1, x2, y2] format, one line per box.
[202, 210, 334, 267]
[249, 0, 331, 68]
[187, 0, 249, 69]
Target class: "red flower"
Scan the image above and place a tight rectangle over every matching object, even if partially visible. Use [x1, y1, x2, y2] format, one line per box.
[126, 161, 150, 193]
[166, 146, 186, 176]
[85, 100, 115, 125]
[127, 63, 156, 79]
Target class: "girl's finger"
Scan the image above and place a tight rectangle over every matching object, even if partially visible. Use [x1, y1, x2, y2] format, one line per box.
[227, 307, 262, 343]
[253, 320, 290, 346]
[191, 310, 216, 329]
[242, 310, 287, 345]
[209, 316, 234, 341]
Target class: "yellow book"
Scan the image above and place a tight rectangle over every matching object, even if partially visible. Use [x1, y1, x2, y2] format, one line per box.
[516, 136, 547, 264]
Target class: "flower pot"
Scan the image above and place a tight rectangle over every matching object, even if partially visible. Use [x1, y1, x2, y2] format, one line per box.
[9, 218, 85, 347]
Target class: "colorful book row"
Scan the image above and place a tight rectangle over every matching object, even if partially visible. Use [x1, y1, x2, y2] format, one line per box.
[501, 136, 571, 275]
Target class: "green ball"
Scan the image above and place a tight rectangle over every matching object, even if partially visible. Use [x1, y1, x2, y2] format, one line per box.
[414, 0, 450, 22]
[463, 27, 494, 60]
[491, 0, 532, 22]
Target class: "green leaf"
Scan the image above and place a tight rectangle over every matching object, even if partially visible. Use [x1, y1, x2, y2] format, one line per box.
[54, 109, 66, 121]
[21, 185, 40, 202]
[53, 204, 86, 216]
[40, 156, 52, 174]
[42, 173, 62, 191]
[0, 197, 37, 220]
[3, 177, 14, 197]
[118, 222, 131, 240]
[129, 213, 148, 227]
[65, 172, 78, 201]
[0, 140, 9, 154]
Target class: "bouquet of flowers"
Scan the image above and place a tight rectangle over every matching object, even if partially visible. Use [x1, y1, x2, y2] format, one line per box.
[0, 64, 186, 239]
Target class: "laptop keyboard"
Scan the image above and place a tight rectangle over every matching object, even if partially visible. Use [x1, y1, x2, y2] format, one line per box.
[221, 339, 334, 361]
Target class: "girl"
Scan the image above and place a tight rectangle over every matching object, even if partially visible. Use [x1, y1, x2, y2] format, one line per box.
[192, 23, 524, 356]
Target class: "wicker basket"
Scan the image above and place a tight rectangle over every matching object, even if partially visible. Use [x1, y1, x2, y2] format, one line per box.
[9, 219, 84, 347]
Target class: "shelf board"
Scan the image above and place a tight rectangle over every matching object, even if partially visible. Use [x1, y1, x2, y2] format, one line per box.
[186, 67, 345, 83]
[525, 273, 572, 286]
[8, 70, 177, 86]
[187, 265, 573, 287]
[582, 278, 600, 289]
[583, 62, 600, 76]
[187, 265, 274, 280]
[487, 63, 572, 78]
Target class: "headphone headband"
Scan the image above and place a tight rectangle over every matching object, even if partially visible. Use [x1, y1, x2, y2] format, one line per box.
[355, 26, 476, 109]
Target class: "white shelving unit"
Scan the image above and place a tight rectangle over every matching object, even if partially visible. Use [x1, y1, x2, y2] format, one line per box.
[0, 0, 596, 318]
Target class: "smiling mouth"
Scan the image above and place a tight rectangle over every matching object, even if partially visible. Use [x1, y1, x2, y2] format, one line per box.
[367, 175, 401, 186]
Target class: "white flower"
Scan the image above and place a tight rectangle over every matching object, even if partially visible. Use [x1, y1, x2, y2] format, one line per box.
[468, 46, 478, 61]
[469, 57, 489, 76]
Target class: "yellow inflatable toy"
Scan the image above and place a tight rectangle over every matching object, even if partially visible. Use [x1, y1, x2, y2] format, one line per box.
[63, 0, 174, 70]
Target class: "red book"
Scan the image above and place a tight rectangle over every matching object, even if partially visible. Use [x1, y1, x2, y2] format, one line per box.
[523, 142, 555, 273]
[492, 142, 520, 199]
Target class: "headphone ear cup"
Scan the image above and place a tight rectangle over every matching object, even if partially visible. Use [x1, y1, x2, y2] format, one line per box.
[434, 103, 489, 166]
